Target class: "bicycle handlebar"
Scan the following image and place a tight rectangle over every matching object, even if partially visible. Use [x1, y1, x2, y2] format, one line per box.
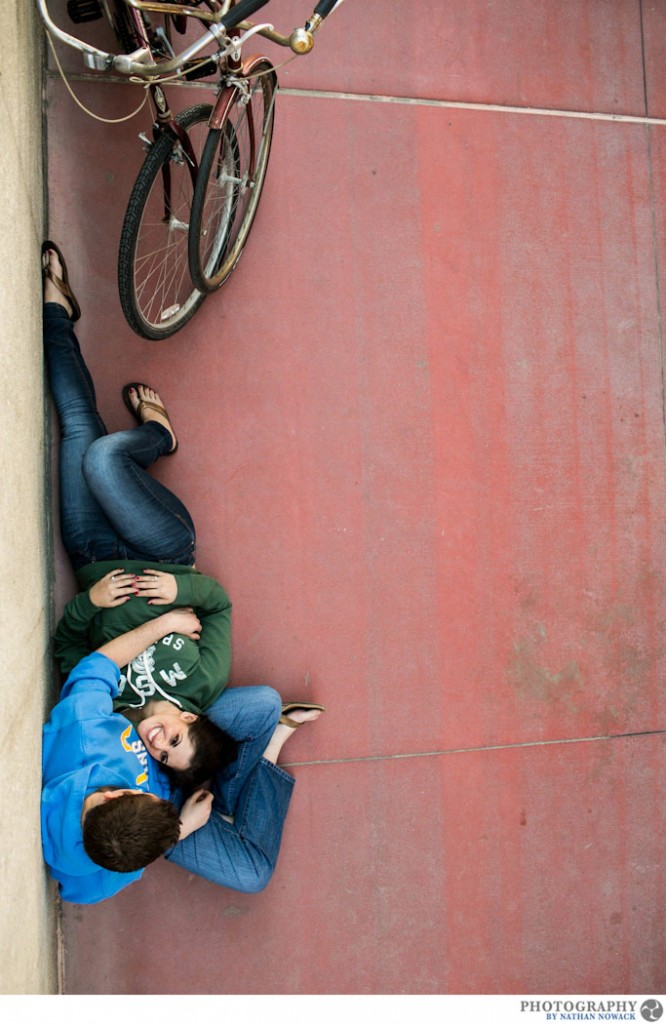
[313, 0, 340, 16]
[220, 0, 271, 30]
[35, 0, 339, 77]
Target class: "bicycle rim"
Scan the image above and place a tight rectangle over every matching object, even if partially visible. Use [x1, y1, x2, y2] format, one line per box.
[189, 58, 276, 294]
[118, 104, 212, 340]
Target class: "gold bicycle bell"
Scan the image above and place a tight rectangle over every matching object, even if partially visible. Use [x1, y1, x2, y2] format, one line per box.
[289, 27, 316, 54]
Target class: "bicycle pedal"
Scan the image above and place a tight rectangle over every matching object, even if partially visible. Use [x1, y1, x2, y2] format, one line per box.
[67, 0, 103, 23]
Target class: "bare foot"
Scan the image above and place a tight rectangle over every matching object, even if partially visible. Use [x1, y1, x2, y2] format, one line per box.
[43, 249, 73, 317]
[126, 384, 177, 453]
[262, 709, 322, 765]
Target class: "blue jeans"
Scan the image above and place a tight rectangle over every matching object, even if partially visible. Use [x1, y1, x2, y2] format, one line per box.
[167, 685, 295, 892]
[44, 304, 195, 570]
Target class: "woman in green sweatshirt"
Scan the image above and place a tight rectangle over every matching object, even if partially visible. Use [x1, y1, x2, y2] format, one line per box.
[45, 243, 239, 786]
[54, 560, 235, 783]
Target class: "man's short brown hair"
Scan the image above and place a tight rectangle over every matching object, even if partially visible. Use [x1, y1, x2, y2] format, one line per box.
[83, 792, 181, 872]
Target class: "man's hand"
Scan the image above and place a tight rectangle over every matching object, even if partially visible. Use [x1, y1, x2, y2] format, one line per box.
[179, 790, 213, 840]
[158, 608, 202, 640]
[96, 609, 201, 667]
[89, 569, 138, 608]
[133, 570, 178, 605]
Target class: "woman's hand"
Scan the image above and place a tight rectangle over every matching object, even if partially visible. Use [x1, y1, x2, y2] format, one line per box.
[133, 569, 178, 605]
[158, 607, 202, 641]
[89, 569, 138, 609]
[178, 790, 213, 840]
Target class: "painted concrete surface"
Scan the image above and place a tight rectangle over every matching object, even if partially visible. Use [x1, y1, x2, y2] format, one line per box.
[0, 0, 57, 996]
[41, 0, 665, 995]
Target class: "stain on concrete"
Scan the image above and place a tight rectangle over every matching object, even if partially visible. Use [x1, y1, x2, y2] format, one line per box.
[222, 904, 249, 919]
[506, 625, 582, 712]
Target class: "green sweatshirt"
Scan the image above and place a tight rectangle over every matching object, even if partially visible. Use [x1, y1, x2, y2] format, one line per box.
[54, 560, 232, 715]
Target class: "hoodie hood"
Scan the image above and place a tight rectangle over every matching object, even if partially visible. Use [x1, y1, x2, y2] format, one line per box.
[41, 762, 144, 903]
[41, 762, 140, 879]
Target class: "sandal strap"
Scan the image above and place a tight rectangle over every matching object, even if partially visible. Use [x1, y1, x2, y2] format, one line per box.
[278, 715, 302, 729]
[281, 702, 327, 714]
[137, 399, 178, 454]
[45, 268, 75, 303]
[136, 398, 169, 419]
[42, 242, 82, 322]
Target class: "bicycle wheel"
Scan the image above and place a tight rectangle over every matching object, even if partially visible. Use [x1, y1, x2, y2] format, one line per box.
[118, 104, 212, 340]
[188, 57, 277, 294]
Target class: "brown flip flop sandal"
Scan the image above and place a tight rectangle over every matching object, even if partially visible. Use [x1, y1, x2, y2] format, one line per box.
[122, 382, 179, 455]
[42, 240, 81, 322]
[279, 702, 327, 728]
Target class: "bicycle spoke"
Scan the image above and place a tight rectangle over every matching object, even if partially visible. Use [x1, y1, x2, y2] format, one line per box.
[119, 104, 213, 338]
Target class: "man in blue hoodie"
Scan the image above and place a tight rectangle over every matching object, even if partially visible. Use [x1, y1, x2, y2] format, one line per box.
[41, 602, 243, 909]
[41, 609, 219, 904]
[42, 651, 179, 903]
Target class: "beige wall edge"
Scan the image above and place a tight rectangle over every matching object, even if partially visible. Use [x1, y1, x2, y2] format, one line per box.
[0, 0, 58, 995]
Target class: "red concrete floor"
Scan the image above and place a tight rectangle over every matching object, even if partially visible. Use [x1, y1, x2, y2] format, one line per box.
[42, 0, 666, 995]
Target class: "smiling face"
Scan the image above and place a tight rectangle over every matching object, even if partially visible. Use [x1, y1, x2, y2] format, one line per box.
[136, 704, 199, 770]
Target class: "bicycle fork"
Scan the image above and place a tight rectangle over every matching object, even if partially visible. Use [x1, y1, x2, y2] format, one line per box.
[143, 84, 200, 229]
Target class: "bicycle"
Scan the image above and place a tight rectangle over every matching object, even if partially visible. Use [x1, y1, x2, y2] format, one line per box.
[36, 0, 342, 340]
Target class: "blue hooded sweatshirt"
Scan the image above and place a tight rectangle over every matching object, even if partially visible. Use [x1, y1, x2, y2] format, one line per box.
[41, 652, 173, 905]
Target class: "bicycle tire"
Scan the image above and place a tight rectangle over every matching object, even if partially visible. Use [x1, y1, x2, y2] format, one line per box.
[188, 57, 277, 294]
[118, 103, 212, 340]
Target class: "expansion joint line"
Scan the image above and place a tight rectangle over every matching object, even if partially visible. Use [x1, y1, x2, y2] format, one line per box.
[279, 88, 666, 127]
[282, 726, 666, 768]
[45, 71, 666, 127]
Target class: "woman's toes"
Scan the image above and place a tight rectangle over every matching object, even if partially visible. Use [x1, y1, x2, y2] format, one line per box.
[43, 249, 56, 274]
[138, 385, 159, 406]
[126, 386, 140, 414]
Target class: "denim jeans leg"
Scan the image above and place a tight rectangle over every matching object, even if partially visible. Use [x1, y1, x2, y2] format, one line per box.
[166, 686, 294, 892]
[81, 424, 196, 564]
[205, 686, 283, 815]
[166, 759, 295, 893]
[43, 304, 122, 566]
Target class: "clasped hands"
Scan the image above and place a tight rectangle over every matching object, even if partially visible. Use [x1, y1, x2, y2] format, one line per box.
[89, 570, 201, 639]
[90, 568, 178, 608]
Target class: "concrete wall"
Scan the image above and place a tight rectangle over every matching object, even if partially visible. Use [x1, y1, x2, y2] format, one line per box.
[0, 0, 58, 995]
